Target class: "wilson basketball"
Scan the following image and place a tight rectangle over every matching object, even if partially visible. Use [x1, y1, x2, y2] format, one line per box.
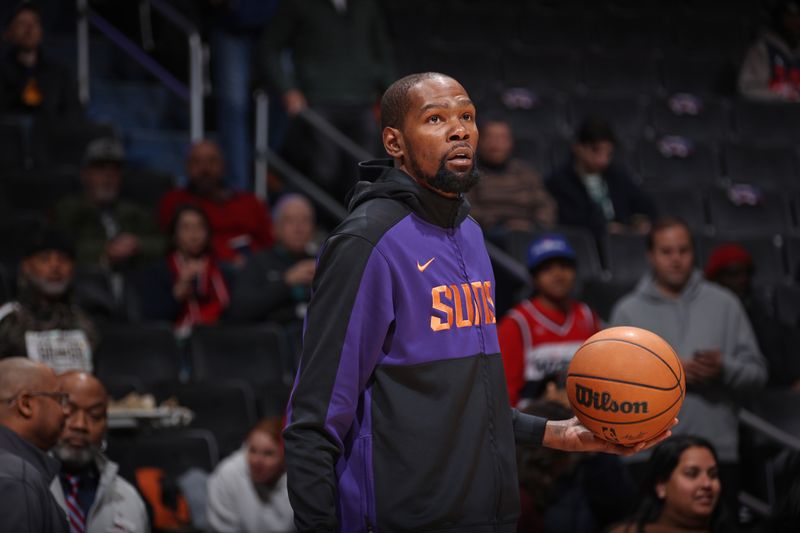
[566, 326, 685, 445]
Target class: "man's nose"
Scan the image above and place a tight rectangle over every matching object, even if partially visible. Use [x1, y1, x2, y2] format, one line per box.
[448, 123, 470, 141]
[68, 410, 88, 430]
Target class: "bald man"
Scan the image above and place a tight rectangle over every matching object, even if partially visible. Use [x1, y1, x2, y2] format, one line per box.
[229, 193, 317, 324]
[157, 139, 274, 263]
[50, 372, 148, 533]
[0, 357, 69, 532]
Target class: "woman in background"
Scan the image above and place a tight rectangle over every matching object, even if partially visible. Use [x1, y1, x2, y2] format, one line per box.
[207, 418, 294, 532]
[607, 435, 736, 533]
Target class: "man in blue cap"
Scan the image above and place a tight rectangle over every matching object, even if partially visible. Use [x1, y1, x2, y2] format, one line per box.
[498, 234, 601, 408]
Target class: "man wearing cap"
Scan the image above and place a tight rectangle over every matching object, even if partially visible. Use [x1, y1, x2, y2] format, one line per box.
[0, 228, 97, 373]
[54, 137, 163, 270]
[705, 242, 799, 388]
[0, 1, 81, 118]
[498, 234, 601, 408]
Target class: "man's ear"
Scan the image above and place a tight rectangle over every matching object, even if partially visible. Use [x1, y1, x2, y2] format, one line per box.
[16, 392, 34, 419]
[383, 127, 404, 160]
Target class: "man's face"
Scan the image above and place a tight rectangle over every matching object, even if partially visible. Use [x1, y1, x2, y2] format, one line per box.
[478, 121, 514, 167]
[53, 375, 108, 468]
[246, 431, 284, 486]
[275, 199, 315, 255]
[4, 9, 42, 51]
[711, 263, 751, 299]
[186, 141, 224, 194]
[533, 258, 576, 302]
[648, 225, 695, 294]
[82, 162, 122, 206]
[573, 140, 614, 175]
[22, 250, 74, 298]
[392, 76, 480, 194]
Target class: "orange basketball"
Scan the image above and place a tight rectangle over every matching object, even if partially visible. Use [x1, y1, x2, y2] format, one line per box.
[566, 326, 685, 445]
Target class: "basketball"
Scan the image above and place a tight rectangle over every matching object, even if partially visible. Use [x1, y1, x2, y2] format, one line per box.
[566, 326, 685, 445]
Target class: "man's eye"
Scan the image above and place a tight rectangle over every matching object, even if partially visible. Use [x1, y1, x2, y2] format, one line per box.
[428, 115, 441, 123]
[462, 113, 473, 121]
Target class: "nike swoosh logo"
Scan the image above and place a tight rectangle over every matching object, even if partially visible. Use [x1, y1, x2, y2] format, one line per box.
[417, 257, 435, 272]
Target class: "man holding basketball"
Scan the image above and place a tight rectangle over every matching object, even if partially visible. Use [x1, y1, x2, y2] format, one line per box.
[283, 72, 674, 533]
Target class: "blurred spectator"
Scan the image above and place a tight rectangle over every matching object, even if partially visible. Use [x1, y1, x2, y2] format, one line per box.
[498, 234, 600, 408]
[207, 0, 280, 190]
[228, 193, 316, 324]
[607, 435, 736, 533]
[546, 117, 656, 240]
[517, 400, 636, 533]
[54, 138, 163, 269]
[0, 1, 81, 118]
[0, 230, 97, 373]
[207, 417, 294, 532]
[0, 357, 70, 533]
[739, 0, 800, 102]
[610, 219, 767, 512]
[158, 139, 274, 265]
[705, 243, 800, 389]
[140, 205, 230, 334]
[260, 0, 395, 202]
[469, 117, 557, 237]
[50, 371, 148, 533]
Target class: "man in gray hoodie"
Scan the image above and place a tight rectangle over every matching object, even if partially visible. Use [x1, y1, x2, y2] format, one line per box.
[610, 217, 767, 513]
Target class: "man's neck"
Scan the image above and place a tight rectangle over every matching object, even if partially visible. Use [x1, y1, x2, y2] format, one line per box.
[655, 280, 686, 299]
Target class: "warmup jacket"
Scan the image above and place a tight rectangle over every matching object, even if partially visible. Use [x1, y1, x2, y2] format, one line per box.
[284, 161, 546, 533]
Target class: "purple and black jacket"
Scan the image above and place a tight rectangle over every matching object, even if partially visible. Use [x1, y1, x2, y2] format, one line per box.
[284, 161, 547, 532]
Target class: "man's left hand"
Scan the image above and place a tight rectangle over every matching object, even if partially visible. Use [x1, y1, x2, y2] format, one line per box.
[542, 417, 677, 456]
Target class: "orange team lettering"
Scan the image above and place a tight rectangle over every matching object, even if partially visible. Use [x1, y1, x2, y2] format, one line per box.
[430, 281, 496, 331]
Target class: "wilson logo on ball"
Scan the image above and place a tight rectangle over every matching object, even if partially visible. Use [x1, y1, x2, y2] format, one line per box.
[574, 384, 649, 414]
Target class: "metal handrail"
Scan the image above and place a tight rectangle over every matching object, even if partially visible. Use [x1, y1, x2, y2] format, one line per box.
[297, 107, 375, 162]
[75, 0, 204, 140]
[254, 90, 269, 201]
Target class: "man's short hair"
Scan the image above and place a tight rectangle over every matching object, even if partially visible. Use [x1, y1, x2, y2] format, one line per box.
[5, 1, 39, 28]
[646, 217, 693, 251]
[380, 72, 448, 131]
[574, 116, 616, 145]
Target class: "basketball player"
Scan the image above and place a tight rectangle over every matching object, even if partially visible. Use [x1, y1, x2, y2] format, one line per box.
[283, 72, 675, 533]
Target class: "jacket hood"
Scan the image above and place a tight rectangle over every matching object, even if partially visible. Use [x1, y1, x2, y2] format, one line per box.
[349, 159, 471, 229]
[635, 269, 704, 302]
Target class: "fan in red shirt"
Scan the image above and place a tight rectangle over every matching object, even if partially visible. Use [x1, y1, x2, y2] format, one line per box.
[158, 139, 273, 264]
[498, 234, 601, 408]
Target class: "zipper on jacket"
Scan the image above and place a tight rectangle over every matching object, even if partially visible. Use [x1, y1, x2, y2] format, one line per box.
[365, 516, 374, 532]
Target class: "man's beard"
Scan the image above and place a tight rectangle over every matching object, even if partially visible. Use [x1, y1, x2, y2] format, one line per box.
[53, 442, 100, 469]
[408, 149, 481, 194]
[28, 276, 71, 298]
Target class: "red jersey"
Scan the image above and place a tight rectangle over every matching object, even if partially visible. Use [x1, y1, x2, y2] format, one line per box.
[158, 188, 274, 262]
[498, 298, 600, 407]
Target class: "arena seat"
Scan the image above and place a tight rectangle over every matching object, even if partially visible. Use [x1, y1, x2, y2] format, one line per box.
[154, 380, 258, 458]
[603, 233, 649, 284]
[706, 188, 791, 237]
[189, 324, 292, 417]
[637, 140, 720, 189]
[721, 143, 800, 190]
[651, 97, 732, 142]
[94, 323, 181, 391]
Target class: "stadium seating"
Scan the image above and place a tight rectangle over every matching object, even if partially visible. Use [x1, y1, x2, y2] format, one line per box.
[93, 323, 181, 392]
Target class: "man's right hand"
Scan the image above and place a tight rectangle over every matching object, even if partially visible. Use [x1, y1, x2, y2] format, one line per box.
[284, 89, 308, 116]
